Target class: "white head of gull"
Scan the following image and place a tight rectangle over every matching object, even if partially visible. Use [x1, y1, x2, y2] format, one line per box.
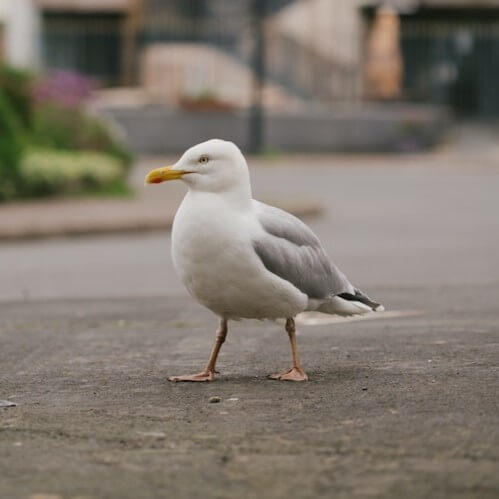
[145, 139, 383, 382]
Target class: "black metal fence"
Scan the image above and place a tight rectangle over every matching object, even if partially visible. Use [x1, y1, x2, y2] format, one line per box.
[401, 19, 499, 117]
[40, 1, 499, 122]
[42, 12, 124, 87]
[41, 0, 361, 105]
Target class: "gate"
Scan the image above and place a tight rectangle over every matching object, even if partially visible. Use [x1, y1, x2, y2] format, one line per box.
[42, 12, 124, 86]
[400, 14, 499, 117]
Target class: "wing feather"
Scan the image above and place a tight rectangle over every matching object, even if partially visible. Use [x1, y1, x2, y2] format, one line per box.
[252, 201, 352, 299]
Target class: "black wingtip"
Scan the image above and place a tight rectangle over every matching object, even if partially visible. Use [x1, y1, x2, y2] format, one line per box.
[337, 289, 383, 312]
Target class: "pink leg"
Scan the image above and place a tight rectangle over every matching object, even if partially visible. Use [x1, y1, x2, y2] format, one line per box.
[169, 319, 228, 382]
[269, 318, 308, 382]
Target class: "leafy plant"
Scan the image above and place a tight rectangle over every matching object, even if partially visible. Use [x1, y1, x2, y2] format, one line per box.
[32, 70, 95, 109]
[0, 91, 24, 201]
[180, 89, 234, 112]
[20, 149, 125, 197]
[0, 64, 34, 130]
[31, 104, 132, 168]
[0, 64, 133, 201]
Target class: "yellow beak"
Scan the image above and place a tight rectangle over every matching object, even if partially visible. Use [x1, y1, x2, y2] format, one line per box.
[144, 165, 188, 185]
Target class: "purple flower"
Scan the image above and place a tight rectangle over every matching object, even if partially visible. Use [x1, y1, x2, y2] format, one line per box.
[32, 70, 96, 108]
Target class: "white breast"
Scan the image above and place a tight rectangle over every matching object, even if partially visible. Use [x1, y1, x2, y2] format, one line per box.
[171, 192, 307, 319]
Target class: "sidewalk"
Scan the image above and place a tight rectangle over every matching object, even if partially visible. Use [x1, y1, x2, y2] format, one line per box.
[0, 124, 497, 241]
[0, 157, 322, 241]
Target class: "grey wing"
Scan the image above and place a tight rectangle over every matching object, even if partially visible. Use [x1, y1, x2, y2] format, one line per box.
[252, 201, 353, 299]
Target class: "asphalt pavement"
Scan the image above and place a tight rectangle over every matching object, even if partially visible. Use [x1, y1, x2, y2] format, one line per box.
[1, 148, 498, 498]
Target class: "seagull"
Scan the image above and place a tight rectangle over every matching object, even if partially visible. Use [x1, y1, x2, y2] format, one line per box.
[145, 139, 384, 382]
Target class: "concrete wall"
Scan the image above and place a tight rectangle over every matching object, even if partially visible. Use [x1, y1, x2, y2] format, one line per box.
[1, 0, 41, 69]
[141, 43, 306, 111]
[36, 0, 132, 11]
[273, 0, 364, 66]
[102, 105, 449, 154]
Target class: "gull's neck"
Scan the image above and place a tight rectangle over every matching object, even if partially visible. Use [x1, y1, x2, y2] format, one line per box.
[186, 164, 253, 211]
[187, 183, 253, 211]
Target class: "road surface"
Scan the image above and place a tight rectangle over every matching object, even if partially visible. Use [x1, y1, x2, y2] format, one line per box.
[1, 153, 498, 498]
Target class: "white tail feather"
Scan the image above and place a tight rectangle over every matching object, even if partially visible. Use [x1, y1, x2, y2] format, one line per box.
[318, 296, 380, 317]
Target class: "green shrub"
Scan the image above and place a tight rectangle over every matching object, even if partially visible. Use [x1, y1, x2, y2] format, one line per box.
[0, 64, 34, 130]
[20, 149, 125, 197]
[0, 64, 132, 201]
[0, 91, 24, 201]
[32, 104, 132, 168]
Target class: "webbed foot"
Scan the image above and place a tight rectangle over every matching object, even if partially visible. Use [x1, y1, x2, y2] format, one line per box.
[168, 370, 215, 382]
[268, 367, 308, 382]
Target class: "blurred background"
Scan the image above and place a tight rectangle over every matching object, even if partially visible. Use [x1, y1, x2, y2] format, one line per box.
[4, 0, 499, 160]
[0, 0, 498, 301]
[2, 4, 499, 496]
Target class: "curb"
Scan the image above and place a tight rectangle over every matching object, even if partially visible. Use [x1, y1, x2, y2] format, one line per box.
[0, 197, 323, 242]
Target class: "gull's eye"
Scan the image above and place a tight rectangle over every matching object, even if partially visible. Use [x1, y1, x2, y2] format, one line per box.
[198, 155, 209, 164]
